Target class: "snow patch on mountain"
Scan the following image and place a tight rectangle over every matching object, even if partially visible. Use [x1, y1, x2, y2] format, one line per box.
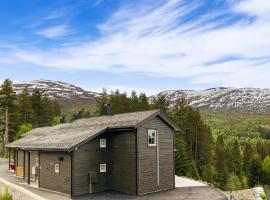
[12, 80, 100, 99]
[157, 87, 270, 113]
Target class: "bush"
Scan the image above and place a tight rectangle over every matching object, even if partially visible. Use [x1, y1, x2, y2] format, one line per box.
[0, 186, 12, 200]
[260, 193, 267, 200]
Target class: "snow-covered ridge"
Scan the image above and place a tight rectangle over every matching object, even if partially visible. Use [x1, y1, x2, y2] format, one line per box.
[156, 87, 270, 113]
[12, 80, 100, 99]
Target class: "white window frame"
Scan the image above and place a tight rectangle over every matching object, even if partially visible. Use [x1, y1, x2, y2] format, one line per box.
[100, 163, 106, 173]
[55, 163, 60, 174]
[148, 129, 157, 146]
[100, 139, 106, 148]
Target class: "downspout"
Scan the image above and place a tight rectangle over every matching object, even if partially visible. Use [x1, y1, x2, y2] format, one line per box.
[135, 128, 138, 195]
[28, 151, 30, 185]
[70, 151, 73, 197]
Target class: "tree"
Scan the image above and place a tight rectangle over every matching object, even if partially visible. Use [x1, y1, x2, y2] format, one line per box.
[262, 156, 270, 184]
[130, 90, 139, 112]
[175, 133, 198, 178]
[248, 155, 263, 187]
[227, 140, 242, 176]
[215, 135, 228, 190]
[225, 174, 242, 191]
[16, 124, 33, 139]
[170, 96, 214, 180]
[243, 143, 254, 175]
[0, 79, 17, 157]
[138, 93, 150, 111]
[152, 95, 169, 112]
[18, 87, 34, 125]
[96, 88, 109, 115]
[31, 88, 43, 127]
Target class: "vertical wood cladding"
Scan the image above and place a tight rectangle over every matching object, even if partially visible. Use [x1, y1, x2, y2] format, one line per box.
[20, 151, 38, 180]
[72, 131, 136, 196]
[39, 152, 71, 194]
[110, 131, 136, 195]
[137, 116, 174, 195]
[72, 134, 110, 196]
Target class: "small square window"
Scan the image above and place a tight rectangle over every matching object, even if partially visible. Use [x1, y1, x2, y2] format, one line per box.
[100, 164, 106, 173]
[148, 129, 157, 146]
[55, 164, 60, 174]
[100, 139, 106, 148]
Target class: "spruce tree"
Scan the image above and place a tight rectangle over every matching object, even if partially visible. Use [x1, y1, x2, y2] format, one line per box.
[18, 87, 34, 125]
[130, 90, 139, 112]
[0, 79, 18, 157]
[248, 155, 263, 187]
[175, 132, 198, 178]
[152, 95, 169, 112]
[215, 135, 228, 190]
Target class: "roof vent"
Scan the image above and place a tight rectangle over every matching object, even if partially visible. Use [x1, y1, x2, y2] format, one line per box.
[104, 104, 112, 115]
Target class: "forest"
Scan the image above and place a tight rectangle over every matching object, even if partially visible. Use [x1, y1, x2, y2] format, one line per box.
[1, 79, 270, 192]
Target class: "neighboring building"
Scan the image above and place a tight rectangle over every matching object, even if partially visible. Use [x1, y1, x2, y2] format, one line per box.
[6, 108, 179, 197]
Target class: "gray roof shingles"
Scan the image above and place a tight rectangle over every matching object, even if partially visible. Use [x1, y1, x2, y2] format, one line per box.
[6, 110, 160, 151]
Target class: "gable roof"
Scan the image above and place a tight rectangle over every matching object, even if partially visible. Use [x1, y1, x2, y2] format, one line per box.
[6, 109, 179, 152]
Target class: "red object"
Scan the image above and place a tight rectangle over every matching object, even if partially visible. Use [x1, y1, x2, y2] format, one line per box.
[10, 163, 15, 170]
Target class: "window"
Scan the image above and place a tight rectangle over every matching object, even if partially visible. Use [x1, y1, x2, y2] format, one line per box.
[100, 164, 106, 173]
[100, 139, 106, 148]
[55, 164, 60, 174]
[148, 129, 157, 146]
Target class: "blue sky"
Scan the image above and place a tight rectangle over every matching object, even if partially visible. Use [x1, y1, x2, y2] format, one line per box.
[0, 0, 270, 95]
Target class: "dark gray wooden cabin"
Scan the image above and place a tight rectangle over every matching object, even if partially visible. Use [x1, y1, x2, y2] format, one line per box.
[6, 109, 179, 197]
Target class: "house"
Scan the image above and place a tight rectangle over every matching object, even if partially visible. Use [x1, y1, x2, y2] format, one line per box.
[6, 108, 180, 197]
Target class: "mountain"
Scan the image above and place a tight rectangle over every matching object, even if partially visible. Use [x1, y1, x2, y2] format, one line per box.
[12, 80, 99, 113]
[8, 80, 270, 114]
[157, 87, 270, 113]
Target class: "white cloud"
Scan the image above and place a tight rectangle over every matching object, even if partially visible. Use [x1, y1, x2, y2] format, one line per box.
[35, 24, 71, 38]
[2, 0, 270, 87]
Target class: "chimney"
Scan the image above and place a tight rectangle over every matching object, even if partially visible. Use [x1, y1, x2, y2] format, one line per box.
[103, 104, 112, 115]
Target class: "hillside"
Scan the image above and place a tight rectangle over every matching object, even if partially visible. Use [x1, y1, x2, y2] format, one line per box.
[157, 88, 270, 114]
[12, 80, 99, 113]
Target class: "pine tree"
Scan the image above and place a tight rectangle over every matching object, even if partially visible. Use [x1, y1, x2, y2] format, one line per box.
[0, 79, 17, 157]
[18, 87, 34, 125]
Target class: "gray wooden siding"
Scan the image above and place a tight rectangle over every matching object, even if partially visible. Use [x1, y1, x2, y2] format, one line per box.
[39, 152, 71, 194]
[22, 151, 39, 180]
[72, 134, 110, 196]
[137, 116, 174, 195]
[72, 131, 136, 196]
[110, 131, 136, 195]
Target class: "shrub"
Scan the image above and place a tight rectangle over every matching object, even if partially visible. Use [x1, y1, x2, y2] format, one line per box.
[260, 193, 267, 200]
[0, 186, 12, 200]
